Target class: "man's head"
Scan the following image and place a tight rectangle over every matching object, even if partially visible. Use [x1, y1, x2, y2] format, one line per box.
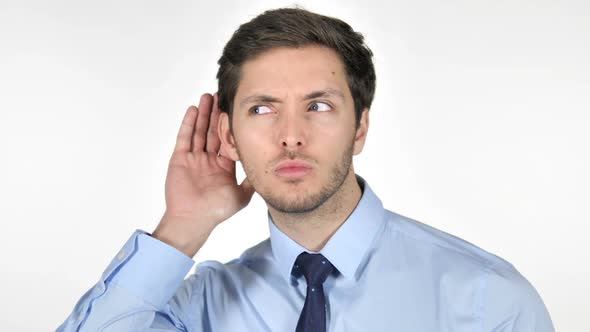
[216, 7, 376, 214]
[216, 7, 376, 130]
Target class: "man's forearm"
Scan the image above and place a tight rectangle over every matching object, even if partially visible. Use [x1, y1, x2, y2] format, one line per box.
[57, 230, 195, 332]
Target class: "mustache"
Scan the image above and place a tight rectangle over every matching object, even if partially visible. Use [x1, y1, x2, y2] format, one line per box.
[272, 151, 316, 165]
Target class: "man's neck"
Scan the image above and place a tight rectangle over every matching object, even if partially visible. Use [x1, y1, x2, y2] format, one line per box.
[268, 172, 362, 252]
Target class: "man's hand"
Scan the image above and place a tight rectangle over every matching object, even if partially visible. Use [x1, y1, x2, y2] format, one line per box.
[152, 93, 255, 257]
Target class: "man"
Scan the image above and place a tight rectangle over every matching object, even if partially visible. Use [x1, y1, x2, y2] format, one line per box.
[58, 7, 554, 332]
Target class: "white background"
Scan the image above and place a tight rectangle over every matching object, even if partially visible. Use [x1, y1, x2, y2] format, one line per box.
[1, 0, 588, 331]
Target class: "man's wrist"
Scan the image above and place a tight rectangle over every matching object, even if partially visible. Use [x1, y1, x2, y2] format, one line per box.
[151, 214, 217, 258]
[108, 231, 195, 308]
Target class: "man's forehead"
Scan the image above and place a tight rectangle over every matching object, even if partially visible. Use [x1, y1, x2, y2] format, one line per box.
[235, 46, 350, 104]
[240, 46, 346, 78]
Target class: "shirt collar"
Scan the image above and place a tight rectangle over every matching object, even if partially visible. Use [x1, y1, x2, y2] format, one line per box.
[268, 174, 387, 283]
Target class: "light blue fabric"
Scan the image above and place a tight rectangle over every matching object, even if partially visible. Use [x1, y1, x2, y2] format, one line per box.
[57, 175, 554, 331]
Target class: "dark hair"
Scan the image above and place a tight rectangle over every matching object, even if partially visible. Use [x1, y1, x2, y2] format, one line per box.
[216, 6, 376, 129]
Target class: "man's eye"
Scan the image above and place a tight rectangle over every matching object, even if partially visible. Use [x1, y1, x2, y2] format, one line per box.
[309, 102, 331, 112]
[250, 105, 272, 114]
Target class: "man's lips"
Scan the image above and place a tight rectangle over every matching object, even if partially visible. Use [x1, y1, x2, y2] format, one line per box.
[274, 160, 313, 178]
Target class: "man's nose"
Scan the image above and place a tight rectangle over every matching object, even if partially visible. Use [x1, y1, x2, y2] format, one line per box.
[278, 111, 306, 148]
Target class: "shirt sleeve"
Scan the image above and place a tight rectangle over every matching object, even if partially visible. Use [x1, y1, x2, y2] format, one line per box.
[56, 229, 196, 332]
[481, 263, 555, 332]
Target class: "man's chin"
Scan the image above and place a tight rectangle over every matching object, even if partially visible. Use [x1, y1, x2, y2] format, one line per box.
[261, 189, 331, 214]
[266, 200, 321, 214]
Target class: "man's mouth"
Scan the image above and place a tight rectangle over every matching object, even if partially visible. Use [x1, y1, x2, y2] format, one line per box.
[274, 160, 313, 179]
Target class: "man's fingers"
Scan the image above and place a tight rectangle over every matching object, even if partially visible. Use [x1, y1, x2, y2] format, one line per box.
[173, 105, 198, 154]
[193, 93, 213, 152]
[206, 93, 222, 153]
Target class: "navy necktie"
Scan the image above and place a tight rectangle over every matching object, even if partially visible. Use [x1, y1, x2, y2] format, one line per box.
[292, 252, 335, 332]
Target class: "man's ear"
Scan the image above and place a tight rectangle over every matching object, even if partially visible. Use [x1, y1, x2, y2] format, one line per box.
[218, 112, 240, 161]
[353, 107, 370, 155]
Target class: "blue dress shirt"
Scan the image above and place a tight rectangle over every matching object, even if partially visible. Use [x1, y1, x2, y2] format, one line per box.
[57, 175, 554, 331]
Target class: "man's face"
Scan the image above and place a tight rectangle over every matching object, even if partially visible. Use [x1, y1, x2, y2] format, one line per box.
[219, 45, 369, 213]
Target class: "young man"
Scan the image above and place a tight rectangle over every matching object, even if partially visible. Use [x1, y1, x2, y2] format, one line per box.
[58, 7, 554, 332]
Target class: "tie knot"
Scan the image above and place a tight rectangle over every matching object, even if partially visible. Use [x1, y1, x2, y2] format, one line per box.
[293, 252, 334, 285]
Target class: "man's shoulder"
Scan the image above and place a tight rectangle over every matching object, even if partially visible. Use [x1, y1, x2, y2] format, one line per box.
[385, 210, 549, 304]
[383, 209, 515, 273]
[384, 210, 554, 329]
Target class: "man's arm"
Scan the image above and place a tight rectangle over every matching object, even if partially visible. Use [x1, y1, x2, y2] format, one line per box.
[482, 263, 555, 332]
[58, 93, 255, 331]
[57, 230, 197, 331]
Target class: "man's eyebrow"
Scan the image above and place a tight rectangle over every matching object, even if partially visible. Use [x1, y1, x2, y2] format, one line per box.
[239, 95, 282, 109]
[238, 88, 345, 108]
[303, 89, 345, 102]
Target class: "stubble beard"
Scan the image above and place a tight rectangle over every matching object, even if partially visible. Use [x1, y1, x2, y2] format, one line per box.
[238, 140, 355, 214]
